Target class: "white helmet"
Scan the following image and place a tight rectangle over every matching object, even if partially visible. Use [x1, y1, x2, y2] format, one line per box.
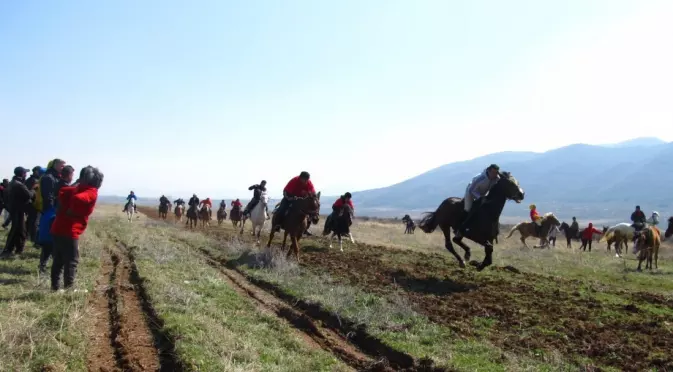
[652, 211, 659, 216]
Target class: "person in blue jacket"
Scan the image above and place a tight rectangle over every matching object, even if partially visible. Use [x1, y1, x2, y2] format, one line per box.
[123, 191, 138, 213]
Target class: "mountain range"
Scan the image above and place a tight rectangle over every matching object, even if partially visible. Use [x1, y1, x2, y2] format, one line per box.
[347, 137, 673, 224]
[100, 137, 672, 225]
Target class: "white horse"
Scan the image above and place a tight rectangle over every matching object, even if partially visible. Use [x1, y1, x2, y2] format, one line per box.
[241, 192, 269, 244]
[126, 199, 136, 222]
[600, 222, 636, 257]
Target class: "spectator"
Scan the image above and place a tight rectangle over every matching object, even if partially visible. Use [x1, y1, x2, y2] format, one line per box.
[50, 166, 103, 291]
[39, 165, 75, 273]
[37, 159, 66, 271]
[25, 166, 43, 246]
[1, 178, 10, 228]
[579, 222, 602, 252]
[1, 167, 36, 257]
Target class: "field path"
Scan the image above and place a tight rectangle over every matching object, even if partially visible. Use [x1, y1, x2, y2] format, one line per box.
[87, 232, 180, 372]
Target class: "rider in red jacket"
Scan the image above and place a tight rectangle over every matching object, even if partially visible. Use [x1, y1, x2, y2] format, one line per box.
[273, 172, 316, 232]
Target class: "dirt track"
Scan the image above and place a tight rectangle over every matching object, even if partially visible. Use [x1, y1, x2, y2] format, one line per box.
[141, 207, 673, 371]
[87, 232, 180, 372]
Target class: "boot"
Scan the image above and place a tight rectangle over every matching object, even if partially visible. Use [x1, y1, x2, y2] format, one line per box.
[457, 209, 474, 237]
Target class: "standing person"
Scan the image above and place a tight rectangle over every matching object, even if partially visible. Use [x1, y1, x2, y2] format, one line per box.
[579, 222, 602, 252]
[25, 166, 43, 246]
[37, 159, 66, 268]
[0, 178, 9, 228]
[548, 224, 560, 247]
[1, 167, 36, 258]
[50, 166, 103, 291]
[38, 165, 75, 273]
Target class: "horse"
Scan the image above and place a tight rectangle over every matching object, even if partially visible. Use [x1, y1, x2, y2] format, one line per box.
[267, 192, 321, 262]
[402, 214, 416, 234]
[216, 205, 227, 226]
[240, 192, 269, 244]
[198, 205, 212, 228]
[418, 172, 524, 271]
[158, 202, 171, 220]
[126, 199, 135, 222]
[323, 204, 354, 252]
[600, 223, 635, 257]
[230, 204, 243, 228]
[633, 226, 661, 271]
[174, 204, 185, 223]
[665, 217, 673, 240]
[559, 222, 580, 248]
[186, 204, 198, 229]
[505, 213, 561, 248]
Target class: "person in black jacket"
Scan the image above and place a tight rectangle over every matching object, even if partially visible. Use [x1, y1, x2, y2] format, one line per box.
[24, 166, 43, 245]
[1, 167, 36, 257]
[243, 180, 267, 218]
[1, 178, 9, 228]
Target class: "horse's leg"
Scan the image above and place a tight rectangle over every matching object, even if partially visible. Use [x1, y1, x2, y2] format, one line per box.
[451, 235, 472, 262]
[338, 235, 343, 252]
[329, 233, 334, 249]
[520, 234, 529, 248]
[281, 231, 289, 251]
[442, 226, 466, 268]
[477, 241, 494, 272]
[348, 233, 355, 244]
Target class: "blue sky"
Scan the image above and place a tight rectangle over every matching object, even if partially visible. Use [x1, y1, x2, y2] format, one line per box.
[2, 0, 672, 199]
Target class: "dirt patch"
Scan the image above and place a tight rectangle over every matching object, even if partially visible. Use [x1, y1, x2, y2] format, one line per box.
[86, 243, 118, 372]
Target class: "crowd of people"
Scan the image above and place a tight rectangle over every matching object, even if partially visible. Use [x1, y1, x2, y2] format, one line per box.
[0, 159, 103, 292]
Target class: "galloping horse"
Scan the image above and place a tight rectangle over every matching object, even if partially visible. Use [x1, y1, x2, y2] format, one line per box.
[240, 192, 269, 244]
[216, 205, 227, 226]
[506, 213, 561, 248]
[230, 204, 243, 228]
[126, 199, 136, 222]
[158, 202, 171, 220]
[402, 214, 416, 234]
[186, 204, 198, 229]
[198, 205, 211, 228]
[267, 192, 321, 262]
[174, 204, 185, 223]
[323, 204, 354, 252]
[418, 172, 524, 271]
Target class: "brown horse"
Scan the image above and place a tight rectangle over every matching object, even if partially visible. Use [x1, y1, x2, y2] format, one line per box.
[230, 205, 242, 227]
[505, 213, 561, 248]
[158, 202, 171, 220]
[216, 206, 227, 226]
[174, 204, 185, 223]
[418, 172, 524, 271]
[665, 217, 673, 239]
[267, 192, 321, 262]
[198, 205, 211, 228]
[634, 226, 661, 271]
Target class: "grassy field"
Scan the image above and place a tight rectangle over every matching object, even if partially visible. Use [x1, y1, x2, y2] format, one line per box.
[0, 205, 671, 371]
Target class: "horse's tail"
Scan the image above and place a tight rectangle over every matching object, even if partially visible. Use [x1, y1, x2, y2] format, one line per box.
[506, 223, 524, 239]
[418, 210, 439, 234]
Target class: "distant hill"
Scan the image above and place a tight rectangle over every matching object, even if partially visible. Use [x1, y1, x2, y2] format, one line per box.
[346, 137, 673, 223]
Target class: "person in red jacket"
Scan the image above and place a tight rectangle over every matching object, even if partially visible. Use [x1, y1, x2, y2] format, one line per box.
[199, 197, 213, 218]
[50, 166, 103, 291]
[231, 199, 243, 209]
[325, 192, 354, 232]
[273, 171, 316, 232]
[579, 222, 602, 252]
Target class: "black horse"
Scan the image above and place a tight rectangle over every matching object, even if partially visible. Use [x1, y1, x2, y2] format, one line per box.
[418, 172, 524, 271]
[402, 214, 416, 234]
[560, 221, 580, 248]
[323, 205, 354, 251]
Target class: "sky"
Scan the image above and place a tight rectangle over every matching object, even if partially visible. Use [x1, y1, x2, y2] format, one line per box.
[1, 0, 672, 199]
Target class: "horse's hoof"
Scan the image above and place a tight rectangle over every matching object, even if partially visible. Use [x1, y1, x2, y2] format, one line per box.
[464, 252, 471, 261]
[458, 261, 466, 268]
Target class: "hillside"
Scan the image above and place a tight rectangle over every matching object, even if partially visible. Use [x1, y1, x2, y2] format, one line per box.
[350, 138, 673, 222]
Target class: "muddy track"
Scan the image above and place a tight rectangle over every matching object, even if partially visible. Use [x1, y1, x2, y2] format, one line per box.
[173, 235, 444, 372]
[87, 232, 181, 372]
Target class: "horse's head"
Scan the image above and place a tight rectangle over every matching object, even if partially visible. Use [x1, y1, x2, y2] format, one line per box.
[260, 192, 270, 205]
[490, 172, 524, 203]
[542, 212, 560, 226]
[560, 222, 569, 231]
[602, 226, 609, 234]
[298, 191, 321, 224]
[665, 216, 673, 239]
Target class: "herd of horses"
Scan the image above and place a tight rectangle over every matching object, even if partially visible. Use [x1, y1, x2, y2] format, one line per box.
[131, 171, 672, 273]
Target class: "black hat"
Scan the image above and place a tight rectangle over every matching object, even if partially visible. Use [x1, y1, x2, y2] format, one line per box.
[487, 164, 500, 171]
[299, 171, 310, 179]
[14, 166, 29, 177]
[344, 192, 352, 198]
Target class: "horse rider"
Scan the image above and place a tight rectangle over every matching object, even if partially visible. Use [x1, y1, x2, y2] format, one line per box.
[173, 198, 185, 206]
[630, 205, 647, 243]
[570, 216, 579, 238]
[188, 194, 199, 209]
[327, 192, 354, 231]
[231, 198, 243, 210]
[273, 171, 316, 232]
[123, 191, 137, 213]
[648, 211, 660, 226]
[243, 180, 268, 219]
[199, 197, 213, 217]
[159, 195, 170, 207]
[219, 199, 226, 210]
[456, 164, 500, 238]
[529, 204, 543, 236]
